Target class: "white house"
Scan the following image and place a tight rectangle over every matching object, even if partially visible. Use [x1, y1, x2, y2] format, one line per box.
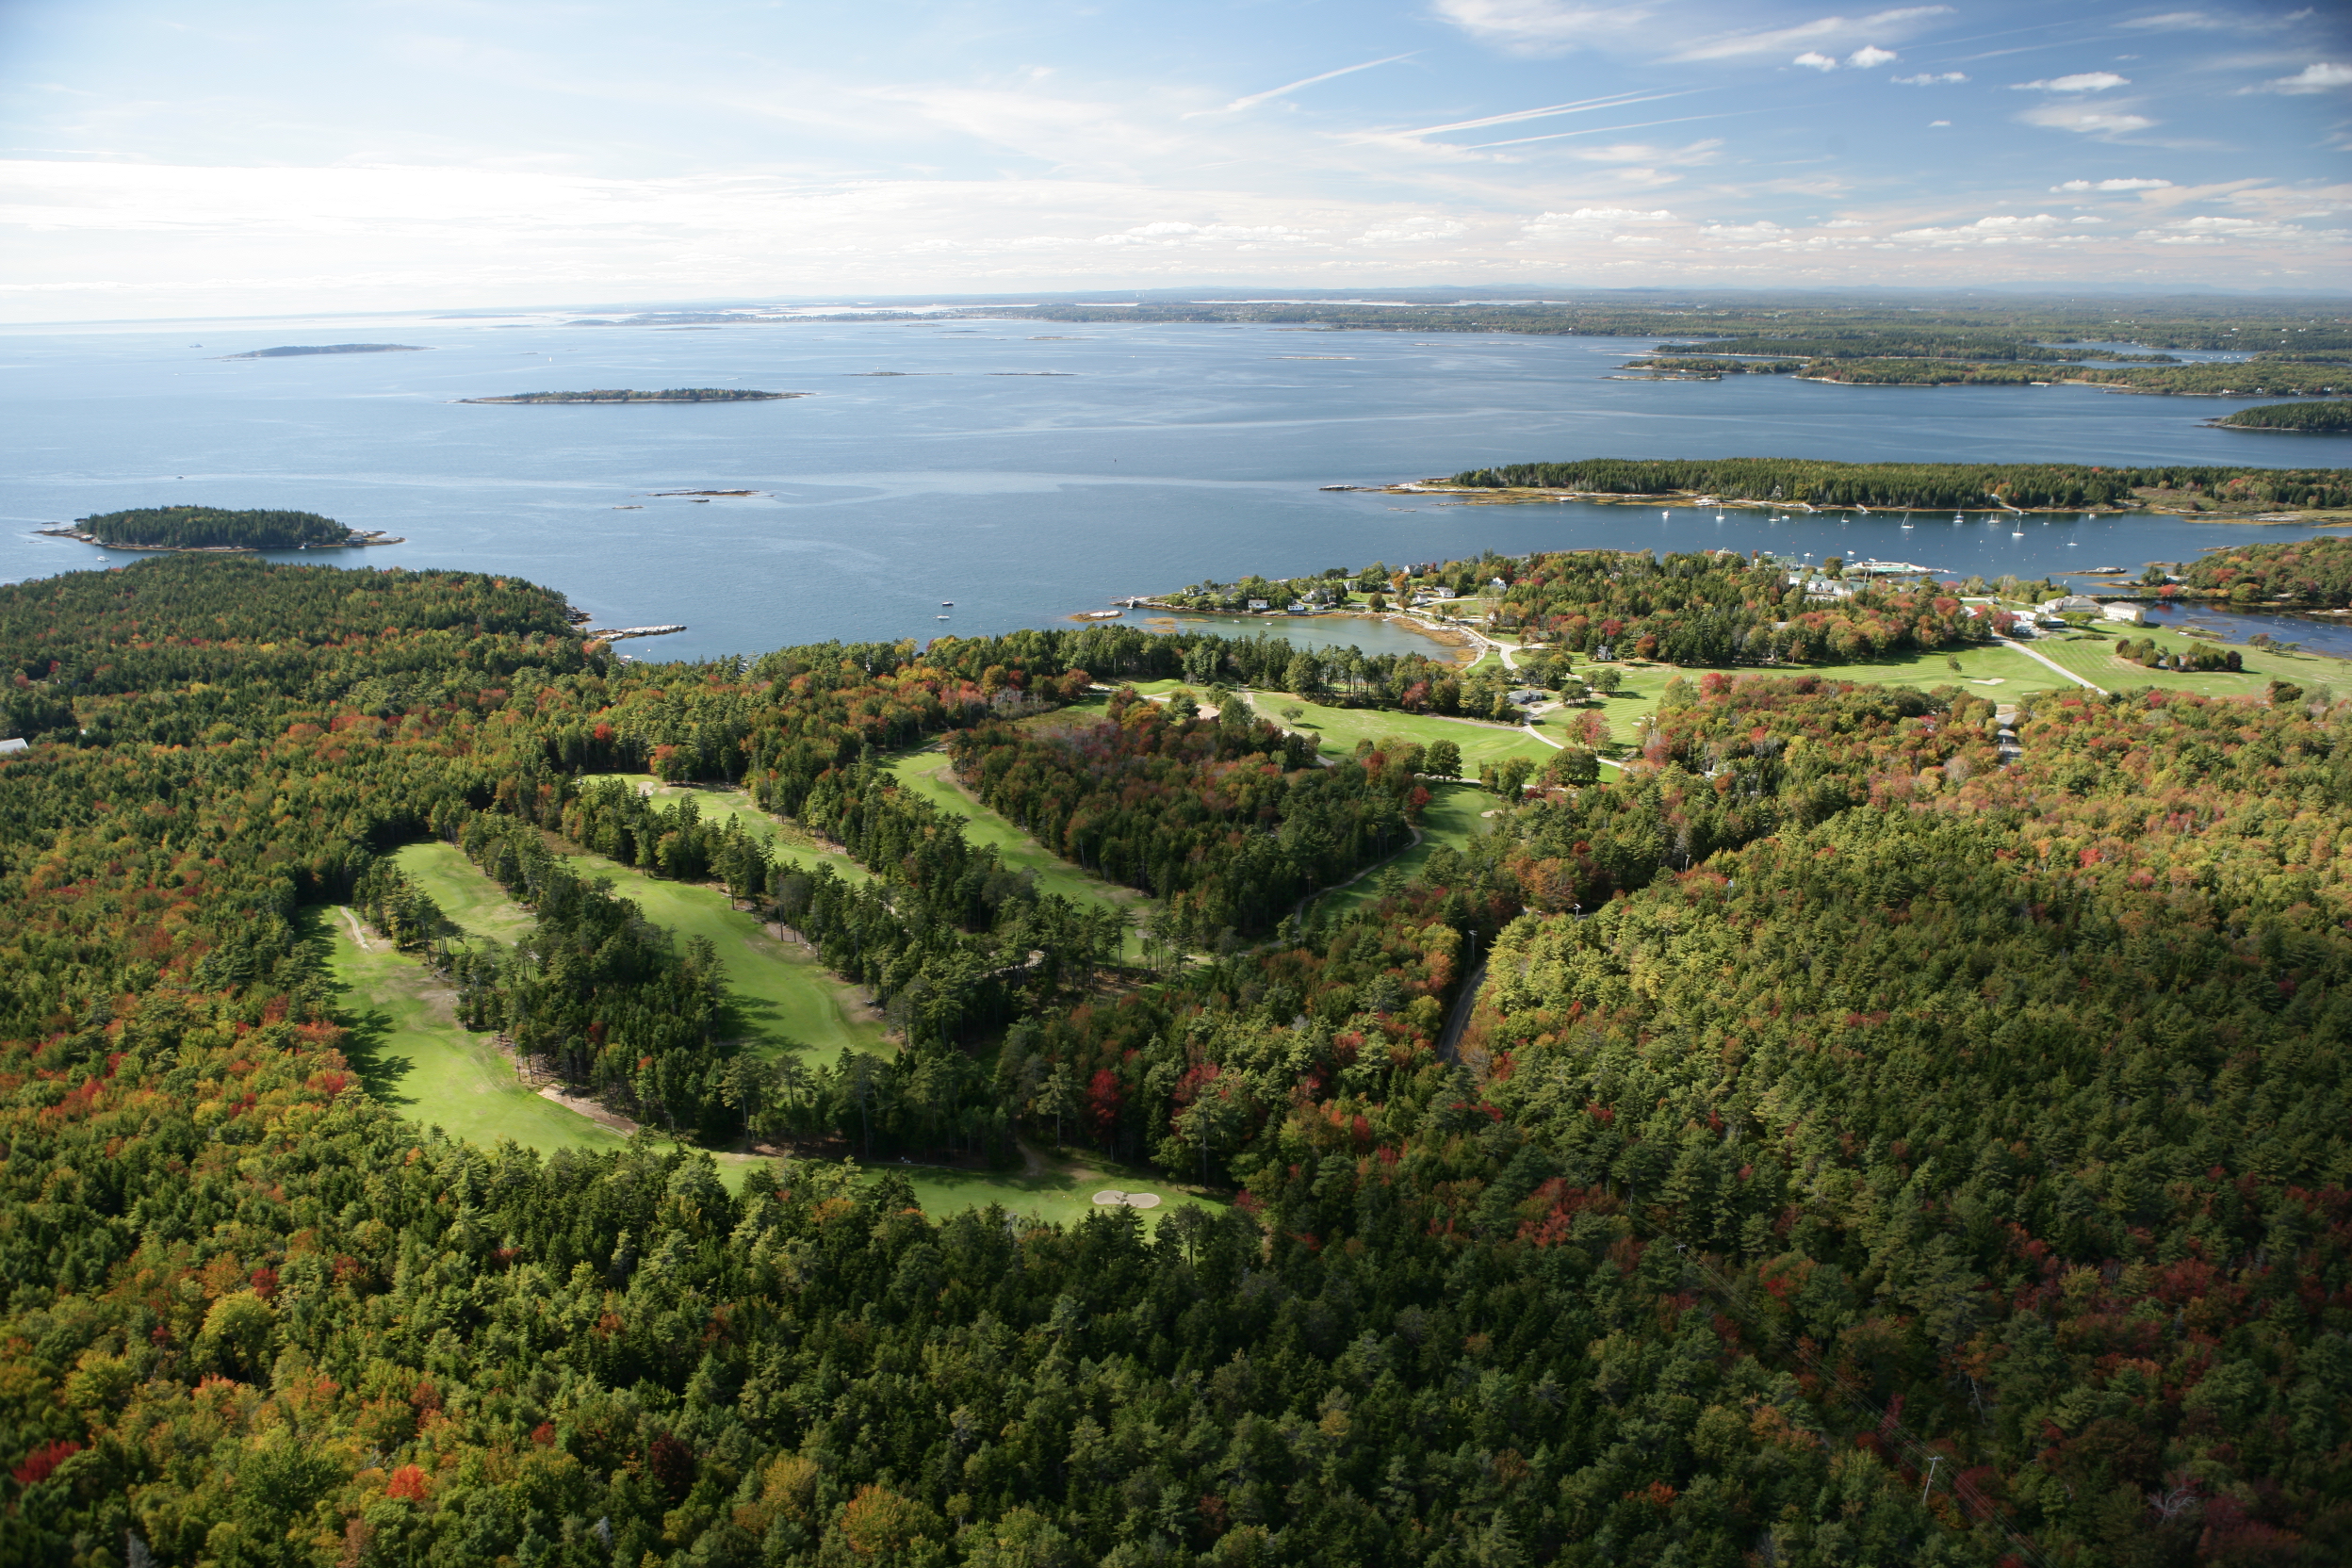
[0, 737, 24, 756]
[2101, 602, 2147, 625]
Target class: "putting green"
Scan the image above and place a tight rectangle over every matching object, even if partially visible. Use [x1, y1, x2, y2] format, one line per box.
[895, 1151, 1221, 1233]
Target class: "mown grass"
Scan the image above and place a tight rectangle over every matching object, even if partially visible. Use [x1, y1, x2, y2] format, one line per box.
[886, 748, 1146, 960]
[898, 1150, 1224, 1233]
[391, 841, 535, 945]
[1311, 781, 1495, 923]
[557, 849, 891, 1063]
[1240, 689, 1557, 769]
[2024, 625, 2351, 700]
[310, 906, 629, 1155]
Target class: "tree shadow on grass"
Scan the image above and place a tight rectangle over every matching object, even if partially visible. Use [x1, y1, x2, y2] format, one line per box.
[294, 906, 418, 1105]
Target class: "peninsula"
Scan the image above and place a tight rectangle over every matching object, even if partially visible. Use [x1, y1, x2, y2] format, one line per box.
[45, 505, 398, 551]
[1435, 457, 2352, 516]
[457, 387, 805, 403]
[218, 343, 428, 359]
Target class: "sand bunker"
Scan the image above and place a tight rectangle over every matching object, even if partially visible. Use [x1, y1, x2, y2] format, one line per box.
[1091, 1188, 1163, 1210]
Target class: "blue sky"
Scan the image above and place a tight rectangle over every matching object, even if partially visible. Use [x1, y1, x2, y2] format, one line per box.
[0, 0, 2344, 319]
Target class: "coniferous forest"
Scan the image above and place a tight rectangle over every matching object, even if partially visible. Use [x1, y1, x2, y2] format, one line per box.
[6, 552, 2352, 1567]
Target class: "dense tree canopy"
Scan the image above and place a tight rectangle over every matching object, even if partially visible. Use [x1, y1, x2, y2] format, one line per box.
[72, 507, 354, 550]
[6, 554, 2352, 1566]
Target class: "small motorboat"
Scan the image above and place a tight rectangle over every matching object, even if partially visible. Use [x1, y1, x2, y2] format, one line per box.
[2012, 531, 2025, 538]
[941, 600, 954, 606]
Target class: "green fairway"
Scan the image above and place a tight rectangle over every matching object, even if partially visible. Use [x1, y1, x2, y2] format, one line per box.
[391, 841, 536, 945]
[1311, 781, 1494, 922]
[2023, 626, 2351, 700]
[887, 748, 1144, 956]
[1788, 641, 2072, 698]
[1241, 690, 1557, 768]
[602, 775, 874, 886]
[562, 849, 890, 1062]
[311, 906, 629, 1155]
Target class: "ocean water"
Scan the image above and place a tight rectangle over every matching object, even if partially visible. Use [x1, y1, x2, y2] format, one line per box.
[4, 312, 2347, 662]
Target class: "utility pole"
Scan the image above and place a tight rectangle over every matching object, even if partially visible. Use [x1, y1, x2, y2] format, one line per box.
[1921, 1455, 1940, 1505]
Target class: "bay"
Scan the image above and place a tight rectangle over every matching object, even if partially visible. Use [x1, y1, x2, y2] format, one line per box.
[4, 311, 2347, 661]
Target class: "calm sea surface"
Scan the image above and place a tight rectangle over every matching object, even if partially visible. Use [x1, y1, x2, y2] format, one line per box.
[5, 312, 2349, 662]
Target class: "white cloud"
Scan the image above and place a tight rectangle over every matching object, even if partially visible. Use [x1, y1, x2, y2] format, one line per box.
[1891, 71, 1968, 84]
[1670, 7, 1952, 62]
[1794, 51, 1839, 70]
[2051, 177, 2174, 190]
[2255, 63, 2352, 94]
[1888, 213, 2091, 246]
[2119, 10, 2231, 28]
[1825, 218, 1870, 227]
[1848, 45, 1900, 68]
[2012, 73, 2131, 92]
[1929, 118, 1951, 125]
[1431, 0, 1658, 55]
[2020, 104, 2158, 137]
[2138, 215, 2316, 242]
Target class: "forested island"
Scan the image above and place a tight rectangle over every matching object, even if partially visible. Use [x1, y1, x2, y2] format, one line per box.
[1444, 456, 2352, 514]
[53, 505, 388, 551]
[967, 294, 2345, 396]
[219, 344, 428, 359]
[459, 387, 805, 403]
[2216, 400, 2352, 433]
[9, 544, 2352, 1566]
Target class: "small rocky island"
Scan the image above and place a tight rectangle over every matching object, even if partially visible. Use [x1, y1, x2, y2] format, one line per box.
[2213, 400, 2352, 433]
[41, 506, 400, 552]
[219, 344, 429, 359]
[458, 387, 806, 404]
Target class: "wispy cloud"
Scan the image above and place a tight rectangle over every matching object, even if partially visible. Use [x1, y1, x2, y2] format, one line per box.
[2250, 62, 2352, 94]
[2120, 10, 2233, 28]
[1192, 54, 1417, 116]
[2052, 176, 2174, 190]
[2011, 73, 2132, 91]
[1430, 0, 1658, 56]
[1891, 71, 1968, 83]
[1669, 7, 1952, 63]
[2019, 104, 2159, 137]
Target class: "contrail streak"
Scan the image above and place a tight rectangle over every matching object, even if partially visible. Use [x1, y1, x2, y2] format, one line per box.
[1354, 90, 1697, 143]
[1194, 53, 1417, 116]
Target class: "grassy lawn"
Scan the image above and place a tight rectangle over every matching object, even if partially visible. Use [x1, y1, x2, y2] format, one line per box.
[1791, 642, 2073, 699]
[562, 849, 891, 1062]
[887, 748, 1147, 958]
[310, 906, 629, 1155]
[391, 841, 536, 945]
[1241, 690, 1556, 768]
[2025, 627, 2352, 700]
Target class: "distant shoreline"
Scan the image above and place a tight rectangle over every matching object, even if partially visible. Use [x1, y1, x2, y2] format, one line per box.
[458, 388, 808, 404]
